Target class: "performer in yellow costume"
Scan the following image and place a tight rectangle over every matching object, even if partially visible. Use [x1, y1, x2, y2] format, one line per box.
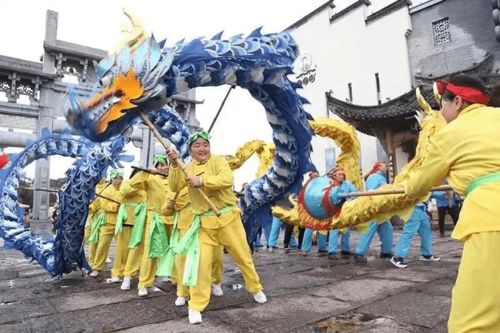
[166, 131, 266, 325]
[89, 170, 124, 277]
[105, 169, 148, 286]
[395, 74, 498, 332]
[84, 177, 107, 268]
[119, 169, 147, 290]
[125, 155, 172, 297]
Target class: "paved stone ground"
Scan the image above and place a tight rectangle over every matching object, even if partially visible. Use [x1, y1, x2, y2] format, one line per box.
[0, 226, 461, 333]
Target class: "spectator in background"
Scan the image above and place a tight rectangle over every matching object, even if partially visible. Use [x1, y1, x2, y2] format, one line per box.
[431, 181, 460, 237]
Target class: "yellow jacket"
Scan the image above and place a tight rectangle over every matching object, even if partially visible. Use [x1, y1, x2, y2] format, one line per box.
[87, 182, 108, 222]
[99, 185, 123, 225]
[120, 180, 147, 226]
[168, 155, 240, 229]
[126, 171, 172, 223]
[404, 104, 500, 241]
[162, 187, 194, 230]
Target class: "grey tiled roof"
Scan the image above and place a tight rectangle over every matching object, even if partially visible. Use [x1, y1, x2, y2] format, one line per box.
[326, 86, 438, 136]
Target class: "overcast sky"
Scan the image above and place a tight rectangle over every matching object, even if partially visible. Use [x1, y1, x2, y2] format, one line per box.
[0, 0, 326, 187]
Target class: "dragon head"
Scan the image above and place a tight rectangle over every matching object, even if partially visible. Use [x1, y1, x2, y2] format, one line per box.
[65, 9, 174, 141]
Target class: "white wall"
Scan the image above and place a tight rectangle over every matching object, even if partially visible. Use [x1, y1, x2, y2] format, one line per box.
[289, 0, 412, 174]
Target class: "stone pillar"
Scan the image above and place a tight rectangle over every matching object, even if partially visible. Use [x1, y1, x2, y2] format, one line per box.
[32, 10, 59, 235]
[140, 126, 154, 169]
[7, 72, 19, 103]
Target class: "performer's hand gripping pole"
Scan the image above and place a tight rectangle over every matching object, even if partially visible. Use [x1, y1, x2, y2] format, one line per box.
[339, 185, 453, 198]
[139, 113, 221, 216]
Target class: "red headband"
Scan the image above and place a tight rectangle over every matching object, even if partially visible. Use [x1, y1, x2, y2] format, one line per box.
[364, 161, 385, 181]
[436, 80, 489, 105]
[0, 153, 8, 169]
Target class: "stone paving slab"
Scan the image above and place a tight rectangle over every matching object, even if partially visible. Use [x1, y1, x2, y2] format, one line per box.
[358, 290, 451, 329]
[0, 296, 56, 325]
[306, 278, 416, 303]
[50, 286, 166, 312]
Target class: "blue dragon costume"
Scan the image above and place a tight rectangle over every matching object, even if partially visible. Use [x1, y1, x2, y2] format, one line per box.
[0, 11, 314, 275]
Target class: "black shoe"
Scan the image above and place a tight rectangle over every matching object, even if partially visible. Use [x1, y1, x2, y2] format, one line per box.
[379, 253, 392, 259]
[353, 254, 368, 264]
[340, 250, 352, 256]
[390, 256, 408, 269]
[439, 233, 445, 238]
[317, 250, 328, 257]
[283, 247, 290, 254]
[328, 253, 338, 260]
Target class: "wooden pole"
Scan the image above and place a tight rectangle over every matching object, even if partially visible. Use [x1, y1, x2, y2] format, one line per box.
[139, 113, 221, 216]
[20, 187, 120, 204]
[208, 85, 235, 133]
[385, 129, 397, 182]
[339, 185, 453, 198]
[131, 165, 166, 178]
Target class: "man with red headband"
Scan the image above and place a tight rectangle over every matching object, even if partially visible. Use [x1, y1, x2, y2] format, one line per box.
[397, 74, 498, 332]
[353, 161, 393, 263]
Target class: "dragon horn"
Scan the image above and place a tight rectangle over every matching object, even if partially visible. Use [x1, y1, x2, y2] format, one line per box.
[416, 87, 432, 115]
[110, 8, 150, 55]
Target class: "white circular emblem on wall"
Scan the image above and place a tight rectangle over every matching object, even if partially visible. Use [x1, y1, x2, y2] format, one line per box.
[300, 54, 312, 72]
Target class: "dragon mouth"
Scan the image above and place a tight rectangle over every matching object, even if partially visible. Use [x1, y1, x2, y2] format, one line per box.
[68, 70, 144, 135]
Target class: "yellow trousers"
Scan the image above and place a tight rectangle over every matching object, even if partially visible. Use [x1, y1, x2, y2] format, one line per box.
[92, 223, 115, 271]
[212, 245, 224, 284]
[137, 222, 170, 289]
[84, 225, 91, 242]
[175, 226, 224, 298]
[110, 226, 132, 277]
[84, 225, 97, 267]
[188, 220, 263, 312]
[449, 232, 500, 332]
[87, 243, 97, 268]
[123, 241, 144, 278]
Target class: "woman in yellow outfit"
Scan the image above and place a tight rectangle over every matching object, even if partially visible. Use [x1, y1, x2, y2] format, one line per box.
[89, 170, 124, 277]
[400, 74, 500, 332]
[84, 177, 107, 268]
[166, 131, 266, 325]
[106, 170, 148, 285]
[125, 155, 172, 297]
[158, 186, 225, 307]
[118, 169, 148, 290]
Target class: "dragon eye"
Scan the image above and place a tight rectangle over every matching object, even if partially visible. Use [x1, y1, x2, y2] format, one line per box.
[100, 75, 112, 87]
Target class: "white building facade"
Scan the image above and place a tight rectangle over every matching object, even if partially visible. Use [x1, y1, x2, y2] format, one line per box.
[288, 0, 414, 174]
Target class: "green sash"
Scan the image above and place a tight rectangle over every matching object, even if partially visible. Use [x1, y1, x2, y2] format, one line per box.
[87, 211, 106, 244]
[148, 213, 169, 258]
[157, 205, 234, 287]
[115, 204, 127, 235]
[115, 202, 142, 235]
[465, 172, 500, 197]
[128, 203, 147, 248]
[156, 210, 181, 278]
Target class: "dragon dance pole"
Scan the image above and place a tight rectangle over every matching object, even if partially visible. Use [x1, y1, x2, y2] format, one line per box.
[208, 85, 235, 133]
[20, 187, 121, 204]
[139, 113, 221, 216]
[131, 165, 167, 178]
[339, 185, 453, 198]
